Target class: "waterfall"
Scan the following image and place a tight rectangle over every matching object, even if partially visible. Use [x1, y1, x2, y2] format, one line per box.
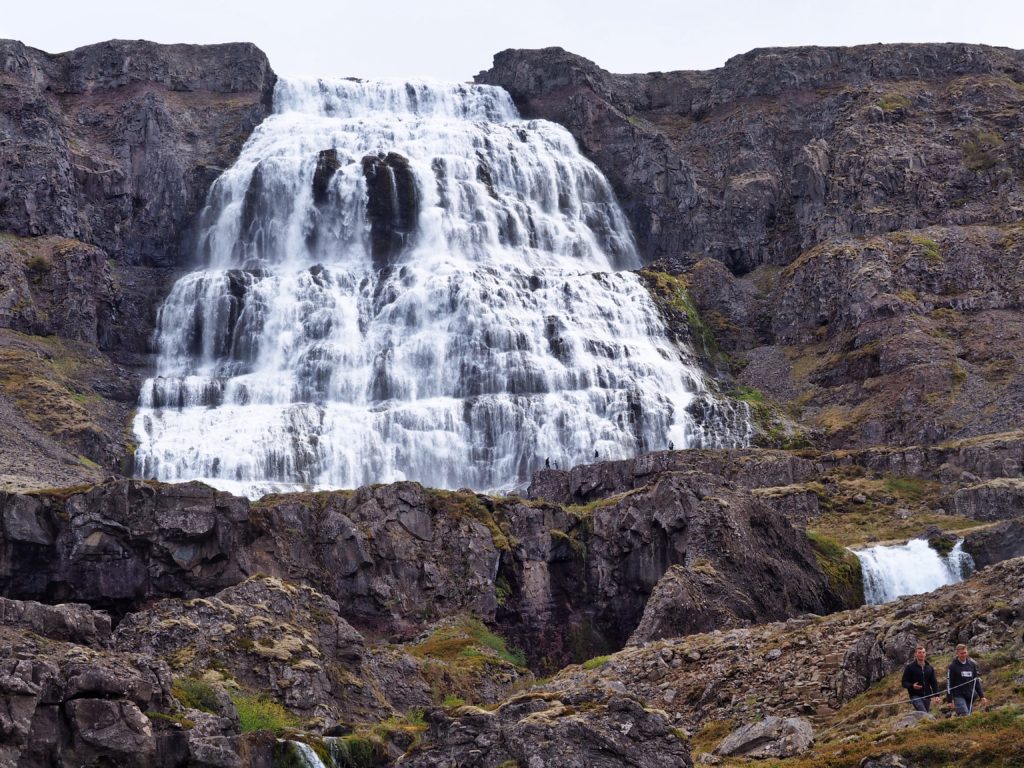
[133, 78, 750, 498]
[854, 539, 974, 605]
[275, 740, 327, 768]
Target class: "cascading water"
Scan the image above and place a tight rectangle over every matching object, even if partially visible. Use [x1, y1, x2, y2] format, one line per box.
[854, 538, 974, 605]
[133, 78, 750, 498]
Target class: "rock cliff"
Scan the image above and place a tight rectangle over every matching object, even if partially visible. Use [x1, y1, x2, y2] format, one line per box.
[0, 40, 276, 483]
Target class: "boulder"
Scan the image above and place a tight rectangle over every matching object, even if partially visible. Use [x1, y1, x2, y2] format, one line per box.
[714, 715, 814, 758]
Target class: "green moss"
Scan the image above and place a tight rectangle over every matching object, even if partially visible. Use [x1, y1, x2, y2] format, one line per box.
[328, 734, 388, 767]
[882, 475, 929, 503]
[145, 710, 196, 729]
[909, 234, 942, 263]
[442, 694, 467, 709]
[411, 615, 526, 670]
[581, 654, 612, 670]
[806, 531, 864, 607]
[426, 488, 513, 551]
[877, 93, 910, 112]
[639, 270, 719, 360]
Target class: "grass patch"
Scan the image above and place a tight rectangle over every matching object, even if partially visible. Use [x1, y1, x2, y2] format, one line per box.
[963, 130, 1004, 171]
[581, 654, 612, 670]
[230, 691, 299, 734]
[171, 677, 221, 714]
[909, 234, 942, 263]
[878, 92, 910, 112]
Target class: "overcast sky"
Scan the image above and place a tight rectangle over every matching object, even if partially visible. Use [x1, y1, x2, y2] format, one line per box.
[7, 1, 1024, 81]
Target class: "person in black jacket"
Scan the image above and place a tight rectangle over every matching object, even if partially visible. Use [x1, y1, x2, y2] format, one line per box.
[947, 643, 988, 715]
[901, 645, 940, 712]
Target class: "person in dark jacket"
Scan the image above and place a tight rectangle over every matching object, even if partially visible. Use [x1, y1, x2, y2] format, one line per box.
[947, 643, 988, 715]
[901, 645, 940, 712]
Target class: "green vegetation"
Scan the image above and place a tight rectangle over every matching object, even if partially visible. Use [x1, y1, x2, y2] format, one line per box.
[878, 92, 910, 112]
[442, 694, 467, 709]
[229, 691, 300, 734]
[145, 710, 196, 729]
[171, 676, 221, 714]
[581, 654, 611, 670]
[806, 530, 864, 606]
[639, 270, 719, 360]
[410, 615, 527, 703]
[909, 234, 942, 263]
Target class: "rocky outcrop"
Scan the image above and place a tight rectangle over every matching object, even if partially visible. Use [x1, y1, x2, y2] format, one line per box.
[0, 480, 250, 614]
[951, 478, 1024, 520]
[0, 597, 110, 647]
[405, 692, 692, 768]
[362, 151, 419, 269]
[714, 715, 814, 758]
[963, 519, 1024, 567]
[0, 39, 275, 267]
[0, 614, 172, 767]
[543, 556, 1024, 728]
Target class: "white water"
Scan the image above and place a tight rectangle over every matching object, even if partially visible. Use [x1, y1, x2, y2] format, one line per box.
[279, 741, 326, 768]
[855, 539, 974, 604]
[133, 78, 750, 497]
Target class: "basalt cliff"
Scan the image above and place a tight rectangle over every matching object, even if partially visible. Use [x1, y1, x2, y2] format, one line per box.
[1, 39, 1024, 768]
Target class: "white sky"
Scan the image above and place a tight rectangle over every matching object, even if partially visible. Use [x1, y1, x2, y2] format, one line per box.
[6, 1, 1024, 81]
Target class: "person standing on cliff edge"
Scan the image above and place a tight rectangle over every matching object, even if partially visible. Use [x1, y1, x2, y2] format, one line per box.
[901, 645, 940, 712]
[947, 643, 987, 715]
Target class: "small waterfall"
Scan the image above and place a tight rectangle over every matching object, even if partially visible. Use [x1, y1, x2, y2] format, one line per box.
[133, 78, 751, 497]
[275, 740, 327, 768]
[854, 538, 975, 605]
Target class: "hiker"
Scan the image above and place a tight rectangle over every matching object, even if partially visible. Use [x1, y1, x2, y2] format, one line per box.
[594, 449, 598, 460]
[669, 440, 674, 450]
[901, 645, 940, 712]
[545, 457, 550, 470]
[947, 643, 988, 715]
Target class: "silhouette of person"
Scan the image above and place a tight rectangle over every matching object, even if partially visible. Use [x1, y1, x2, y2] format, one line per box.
[594, 449, 598, 460]
[545, 457, 550, 470]
[669, 440, 674, 450]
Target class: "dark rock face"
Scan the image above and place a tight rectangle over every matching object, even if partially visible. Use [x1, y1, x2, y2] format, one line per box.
[478, 44, 1024, 273]
[0, 39, 276, 268]
[963, 519, 1024, 568]
[312, 148, 341, 205]
[0, 615, 171, 767]
[0, 481, 250, 614]
[362, 151, 419, 268]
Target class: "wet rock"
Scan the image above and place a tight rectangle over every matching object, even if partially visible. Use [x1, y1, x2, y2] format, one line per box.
[362, 151, 419, 268]
[312, 148, 341, 205]
[963, 519, 1024, 568]
[714, 715, 814, 758]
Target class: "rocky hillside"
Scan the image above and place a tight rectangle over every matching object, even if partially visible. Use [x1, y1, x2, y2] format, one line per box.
[478, 45, 1024, 450]
[0, 40, 275, 485]
[3, 431, 1024, 765]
